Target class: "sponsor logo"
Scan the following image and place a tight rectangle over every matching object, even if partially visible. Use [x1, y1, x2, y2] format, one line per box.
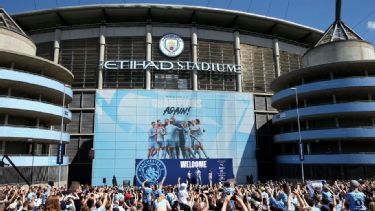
[136, 159, 167, 184]
[159, 34, 184, 57]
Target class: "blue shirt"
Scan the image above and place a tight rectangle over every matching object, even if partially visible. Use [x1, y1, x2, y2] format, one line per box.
[347, 191, 366, 211]
[165, 124, 179, 139]
[142, 187, 153, 204]
[148, 128, 157, 142]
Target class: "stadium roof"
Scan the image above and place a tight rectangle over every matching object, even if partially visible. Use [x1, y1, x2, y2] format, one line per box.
[0, 8, 26, 36]
[12, 4, 323, 46]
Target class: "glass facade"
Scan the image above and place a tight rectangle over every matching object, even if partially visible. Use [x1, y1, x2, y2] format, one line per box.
[240, 44, 275, 93]
[59, 38, 99, 88]
[34, 28, 306, 184]
[104, 37, 146, 88]
[197, 40, 236, 91]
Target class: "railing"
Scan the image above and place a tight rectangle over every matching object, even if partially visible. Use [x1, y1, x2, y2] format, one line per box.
[0, 95, 69, 109]
[0, 124, 66, 133]
[0, 67, 72, 88]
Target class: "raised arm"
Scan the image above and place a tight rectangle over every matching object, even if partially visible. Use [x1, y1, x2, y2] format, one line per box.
[142, 179, 148, 188]
[221, 196, 231, 211]
[159, 177, 166, 189]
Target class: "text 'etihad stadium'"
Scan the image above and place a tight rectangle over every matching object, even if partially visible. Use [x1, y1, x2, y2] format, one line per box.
[101, 60, 241, 73]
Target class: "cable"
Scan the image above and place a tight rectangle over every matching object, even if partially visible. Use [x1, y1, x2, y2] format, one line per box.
[33, 0, 37, 10]
[284, 0, 290, 19]
[206, 0, 210, 7]
[227, 0, 233, 9]
[353, 8, 375, 29]
[247, 0, 253, 12]
[56, 0, 59, 8]
[266, 0, 273, 16]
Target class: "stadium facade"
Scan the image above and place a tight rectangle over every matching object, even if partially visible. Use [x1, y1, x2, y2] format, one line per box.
[0, 8, 73, 184]
[272, 15, 375, 179]
[1, 4, 326, 185]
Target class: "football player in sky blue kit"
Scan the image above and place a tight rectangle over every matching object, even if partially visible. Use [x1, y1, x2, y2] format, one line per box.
[170, 116, 184, 159]
[147, 122, 157, 159]
[190, 119, 209, 159]
[347, 180, 366, 211]
[155, 120, 166, 159]
[163, 119, 181, 159]
[182, 121, 195, 159]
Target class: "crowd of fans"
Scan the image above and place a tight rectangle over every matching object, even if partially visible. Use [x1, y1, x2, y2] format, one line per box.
[1, 178, 375, 211]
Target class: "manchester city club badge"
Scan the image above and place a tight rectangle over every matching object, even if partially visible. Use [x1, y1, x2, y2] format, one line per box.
[159, 34, 184, 57]
[136, 159, 167, 185]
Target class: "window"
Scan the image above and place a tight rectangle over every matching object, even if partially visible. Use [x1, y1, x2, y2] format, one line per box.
[69, 92, 95, 108]
[67, 112, 80, 134]
[59, 39, 99, 88]
[240, 44, 275, 92]
[198, 40, 235, 91]
[279, 51, 303, 75]
[104, 37, 146, 88]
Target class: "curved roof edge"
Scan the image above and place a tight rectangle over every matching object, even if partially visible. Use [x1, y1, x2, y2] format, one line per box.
[271, 60, 375, 92]
[12, 3, 323, 45]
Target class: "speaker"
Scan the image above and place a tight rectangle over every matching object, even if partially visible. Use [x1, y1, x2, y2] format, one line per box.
[48, 181, 54, 187]
[103, 178, 106, 184]
[123, 180, 130, 187]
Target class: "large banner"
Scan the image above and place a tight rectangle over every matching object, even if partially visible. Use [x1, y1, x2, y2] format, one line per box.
[135, 159, 234, 186]
[92, 90, 256, 185]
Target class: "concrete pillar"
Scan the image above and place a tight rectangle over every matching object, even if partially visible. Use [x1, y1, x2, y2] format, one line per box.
[234, 31, 242, 92]
[145, 24, 152, 90]
[53, 28, 61, 64]
[191, 27, 198, 91]
[98, 25, 106, 90]
[273, 38, 281, 77]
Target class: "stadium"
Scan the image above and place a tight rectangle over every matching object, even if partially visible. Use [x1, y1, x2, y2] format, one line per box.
[0, 3, 336, 185]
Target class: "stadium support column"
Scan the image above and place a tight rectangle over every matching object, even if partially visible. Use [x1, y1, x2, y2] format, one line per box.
[273, 38, 281, 77]
[53, 28, 61, 64]
[146, 24, 152, 90]
[98, 25, 106, 89]
[192, 27, 198, 91]
[234, 31, 242, 92]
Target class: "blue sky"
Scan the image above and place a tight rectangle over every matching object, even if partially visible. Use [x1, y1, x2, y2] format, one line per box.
[1, 0, 375, 45]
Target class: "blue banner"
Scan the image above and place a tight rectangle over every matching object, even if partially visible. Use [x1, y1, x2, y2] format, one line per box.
[135, 159, 234, 186]
[56, 144, 65, 164]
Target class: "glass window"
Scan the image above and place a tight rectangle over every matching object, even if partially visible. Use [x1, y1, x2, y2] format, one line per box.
[104, 37, 146, 89]
[67, 112, 80, 133]
[66, 137, 79, 162]
[197, 40, 236, 91]
[241, 44, 275, 93]
[81, 112, 94, 133]
[280, 51, 303, 75]
[79, 137, 93, 162]
[82, 93, 95, 108]
[70, 93, 82, 108]
[59, 38, 99, 88]
[254, 96, 266, 110]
